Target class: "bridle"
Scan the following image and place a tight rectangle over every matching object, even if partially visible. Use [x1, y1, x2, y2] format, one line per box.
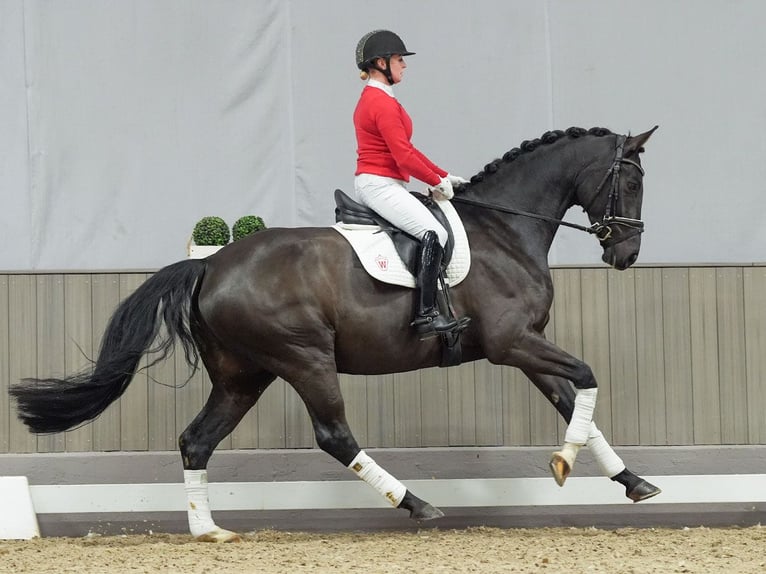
[580, 135, 645, 246]
[451, 134, 645, 248]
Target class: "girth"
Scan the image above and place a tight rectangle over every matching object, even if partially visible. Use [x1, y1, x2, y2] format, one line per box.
[333, 189, 455, 275]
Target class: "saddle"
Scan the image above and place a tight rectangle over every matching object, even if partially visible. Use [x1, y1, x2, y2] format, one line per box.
[334, 189, 465, 367]
[333, 189, 455, 276]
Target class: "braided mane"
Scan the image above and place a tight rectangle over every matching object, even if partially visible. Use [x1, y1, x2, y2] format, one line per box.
[465, 126, 614, 186]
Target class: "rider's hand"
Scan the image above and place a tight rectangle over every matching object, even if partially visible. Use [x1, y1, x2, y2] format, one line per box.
[430, 177, 454, 200]
[446, 173, 469, 187]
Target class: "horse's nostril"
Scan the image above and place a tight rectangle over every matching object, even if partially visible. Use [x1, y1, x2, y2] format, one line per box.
[626, 252, 638, 267]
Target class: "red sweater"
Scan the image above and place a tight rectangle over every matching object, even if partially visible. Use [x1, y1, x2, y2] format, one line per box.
[354, 85, 447, 186]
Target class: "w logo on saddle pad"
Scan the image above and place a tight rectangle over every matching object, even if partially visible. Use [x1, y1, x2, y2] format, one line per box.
[374, 255, 389, 271]
[332, 190, 471, 288]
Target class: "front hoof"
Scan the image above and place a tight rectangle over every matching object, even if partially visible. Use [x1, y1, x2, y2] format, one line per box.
[549, 452, 571, 487]
[398, 490, 444, 521]
[410, 503, 445, 521]
[195, 528, 242, 543]
[627, 479, 662, 503]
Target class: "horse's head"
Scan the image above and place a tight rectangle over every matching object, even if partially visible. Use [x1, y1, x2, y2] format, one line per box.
[578, 126, 658, 270]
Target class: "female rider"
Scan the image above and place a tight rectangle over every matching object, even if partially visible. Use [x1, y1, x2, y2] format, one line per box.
[353, 30, 469, 339]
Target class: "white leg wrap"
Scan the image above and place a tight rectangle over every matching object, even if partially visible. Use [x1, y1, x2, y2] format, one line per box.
[564, 387, 597, 445]
[558, 442, 581, 469]
[587, 422, 625, 477]
[348, 450, 407, 507]
[184, 470, 218, 538]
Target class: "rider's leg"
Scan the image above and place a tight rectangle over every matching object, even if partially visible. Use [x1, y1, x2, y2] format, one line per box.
[353, 174, 449, 245]
[410, 230, 458, 337]
[354, 174, 468, 338]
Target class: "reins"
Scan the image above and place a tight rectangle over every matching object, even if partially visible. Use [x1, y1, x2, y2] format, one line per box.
[450, 194, 606, 236]
[451, 135, 645, 246]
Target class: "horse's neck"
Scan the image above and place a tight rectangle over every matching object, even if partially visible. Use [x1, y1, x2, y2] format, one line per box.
[461, 154, 575, 257]
[497, 155, 574, 219]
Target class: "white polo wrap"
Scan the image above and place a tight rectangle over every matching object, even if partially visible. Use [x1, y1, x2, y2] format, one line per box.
[564, 387, 597, 445]
[587, 422, 625, 477]
[183, 469, 218, 538]
[348, 450, 407, 507]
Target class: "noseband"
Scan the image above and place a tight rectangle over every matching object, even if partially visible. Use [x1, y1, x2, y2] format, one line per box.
[451, 134, 645, 248]
[582, 135, 645, 247]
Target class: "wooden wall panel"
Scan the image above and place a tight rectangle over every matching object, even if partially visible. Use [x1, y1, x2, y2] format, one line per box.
[1, 265, 764, 454]
[474, 359, 503, 446]
[365, 374, 395, 447]
[333, 374, 365, 449]
[448, 363, 476, 446]
[64, 275, 94, 452]
[34, 275, 66, 453]
[501, 365, 531, 446]
[7, 276, 38, 453]
[716, 268, 748, 444]
[552, 269, 583, 360]
[634, 268, 667, 444]
[661, 269, 694, 445]
[0, 276, 10, 452]
[419, 367, 449, 446]
[607, 269, 640, 444]
[146, 343, 177, 451]
[257, 380, 286, 448]
[744, 267, 766, 443]
[580, 269, 614, 439]
[230, 393, 258, 450]
[688, 268, 721, 444]
[394, 371, 422, 447]
[91, 274, 122, 451]
[118, 274, 149, 451]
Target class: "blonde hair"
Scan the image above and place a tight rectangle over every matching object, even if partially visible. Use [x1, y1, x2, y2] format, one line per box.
[359, 70, 369, 81]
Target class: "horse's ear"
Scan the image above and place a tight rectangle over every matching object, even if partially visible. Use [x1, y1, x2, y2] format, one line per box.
[624, 125, 658, 156]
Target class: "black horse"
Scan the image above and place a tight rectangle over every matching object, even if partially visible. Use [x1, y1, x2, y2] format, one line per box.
[12, 126, 659, 542]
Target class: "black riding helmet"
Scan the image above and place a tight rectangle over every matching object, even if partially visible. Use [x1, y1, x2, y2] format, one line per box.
[356, 30, 415, 85]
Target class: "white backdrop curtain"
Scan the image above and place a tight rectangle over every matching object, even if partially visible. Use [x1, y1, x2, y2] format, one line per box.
[1, 0, 764, 270]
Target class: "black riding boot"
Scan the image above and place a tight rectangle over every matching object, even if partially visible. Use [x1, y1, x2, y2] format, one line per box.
[410, 231, 461, 339]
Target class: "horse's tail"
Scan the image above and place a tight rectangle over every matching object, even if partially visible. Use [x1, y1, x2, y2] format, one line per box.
[10, 259, 207, 434]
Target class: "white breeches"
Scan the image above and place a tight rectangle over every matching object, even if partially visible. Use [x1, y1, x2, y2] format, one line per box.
[354, 173, 448, 247]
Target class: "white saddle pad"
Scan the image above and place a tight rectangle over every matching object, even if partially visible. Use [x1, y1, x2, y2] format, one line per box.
[332, 198, 471, 288]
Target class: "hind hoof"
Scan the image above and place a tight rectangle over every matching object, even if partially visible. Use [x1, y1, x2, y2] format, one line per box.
[549, 452, 571, 487]
[627, 479, 662, 503]
[410, 503, 445, 521]
[195, 527, 242, 543]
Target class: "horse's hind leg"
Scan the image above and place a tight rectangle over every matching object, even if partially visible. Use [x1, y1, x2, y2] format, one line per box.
[179, 370, 275, 542]
[524, 370, 661, 502]
[291, 368, 443, 521]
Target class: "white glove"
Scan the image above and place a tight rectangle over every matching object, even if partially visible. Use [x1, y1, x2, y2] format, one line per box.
[429, 176, 454, 200]
[446, 173, 469, 186]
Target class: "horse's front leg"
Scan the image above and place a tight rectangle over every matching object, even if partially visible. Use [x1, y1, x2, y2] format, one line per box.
[523, 370, 661, 502]
[489, 332, 601, 485]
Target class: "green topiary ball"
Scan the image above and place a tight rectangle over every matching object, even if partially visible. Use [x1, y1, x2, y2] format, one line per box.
[192, 216, 230, 246]
[232, 215, 267, 241]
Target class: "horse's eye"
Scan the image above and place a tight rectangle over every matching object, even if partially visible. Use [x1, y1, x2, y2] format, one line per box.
[626, 181, 639, 193]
